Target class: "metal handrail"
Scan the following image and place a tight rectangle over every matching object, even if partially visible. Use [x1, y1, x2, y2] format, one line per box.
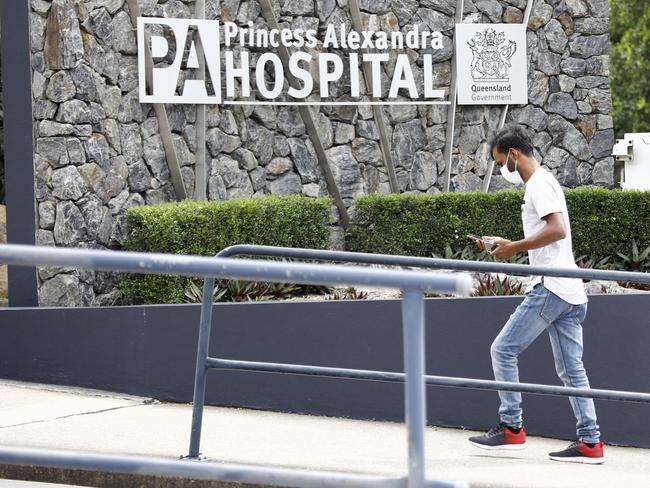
[0, 446, 456, 488]
[216, 244, 650, 284]
[0, 447, 456, 488]
[186, 244, 650, 471]
[205, 358, 650, 403]
[0, 244, 470, 488]
[0, 244, 471, 292]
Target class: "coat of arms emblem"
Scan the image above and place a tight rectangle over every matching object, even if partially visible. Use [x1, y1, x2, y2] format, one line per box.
[467, 28, 517, 82]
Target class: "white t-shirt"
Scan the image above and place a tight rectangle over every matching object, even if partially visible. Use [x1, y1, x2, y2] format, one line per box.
[521, 168, 587, 305]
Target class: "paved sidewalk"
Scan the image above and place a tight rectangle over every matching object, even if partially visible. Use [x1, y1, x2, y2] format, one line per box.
[0, 380, 648, 488]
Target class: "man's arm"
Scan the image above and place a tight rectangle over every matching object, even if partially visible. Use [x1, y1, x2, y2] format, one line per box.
[487, 212, 566, 260]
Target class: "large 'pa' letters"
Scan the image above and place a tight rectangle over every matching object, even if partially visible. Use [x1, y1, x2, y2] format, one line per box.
[138, 18, 222, 104]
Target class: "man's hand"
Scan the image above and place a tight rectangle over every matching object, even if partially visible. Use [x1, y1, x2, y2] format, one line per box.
[481, 213, 565, 260]
[488, 237, 518, 261]
[471, 236, 486, 251]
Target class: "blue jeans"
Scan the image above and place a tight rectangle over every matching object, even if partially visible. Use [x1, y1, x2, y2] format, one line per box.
[490, 283, 601, 443]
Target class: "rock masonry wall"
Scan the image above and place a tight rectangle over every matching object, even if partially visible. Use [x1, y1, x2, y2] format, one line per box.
[28, 0, 614, 306]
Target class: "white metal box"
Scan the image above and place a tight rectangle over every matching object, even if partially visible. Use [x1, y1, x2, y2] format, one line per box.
[613, 133, 650, 190]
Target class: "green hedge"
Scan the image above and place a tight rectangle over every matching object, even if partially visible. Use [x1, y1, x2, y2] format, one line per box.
[568, 188, 650, 259]
[346, 188, 650, 260]
[120, 196, 332, 304]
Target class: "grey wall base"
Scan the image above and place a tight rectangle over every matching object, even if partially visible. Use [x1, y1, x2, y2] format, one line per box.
[0, 464, 265, 488]
[0, 295, 648, 447]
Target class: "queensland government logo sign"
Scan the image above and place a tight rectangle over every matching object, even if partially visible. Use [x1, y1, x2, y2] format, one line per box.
[137, 17, 448, 106]
[468, 28, 517, 82]
[455, 24, 527, 105]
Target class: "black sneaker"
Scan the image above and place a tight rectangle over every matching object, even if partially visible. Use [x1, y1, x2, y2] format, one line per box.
[468, 423, 527, 450]
[549, 439, 605, 464]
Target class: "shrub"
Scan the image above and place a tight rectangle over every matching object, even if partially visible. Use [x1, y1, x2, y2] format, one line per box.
[182, 279, 324, 303]
[347, 191, 524, 257]
[346, 188, 650, 263]
[472, 274, 524, 297]
[567, 188, 650, 260]
[327, 287, 369, 300]
[120, 196, 332, 304]
[615, 240, 650, 272]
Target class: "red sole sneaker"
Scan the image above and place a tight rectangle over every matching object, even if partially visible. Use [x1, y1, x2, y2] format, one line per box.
[549, 440, 605, 464]
[469, 440, 527, 451]
[549, 455, 605, 465]
[468, 425, 527, 450]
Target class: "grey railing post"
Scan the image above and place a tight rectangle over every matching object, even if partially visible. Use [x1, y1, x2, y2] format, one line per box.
[194, 0, 207, 200]
[441, 0, 464, 192]
[187, 277, 216, 459]
[401, 289, 427, 488]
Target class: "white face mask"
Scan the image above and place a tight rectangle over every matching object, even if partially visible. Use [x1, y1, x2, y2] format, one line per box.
[500, 153, 524, 186]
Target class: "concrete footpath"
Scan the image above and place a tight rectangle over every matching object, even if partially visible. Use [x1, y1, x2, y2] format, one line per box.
[0, 381, 648, 488]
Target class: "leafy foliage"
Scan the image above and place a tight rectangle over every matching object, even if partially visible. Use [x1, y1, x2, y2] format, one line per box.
[436, 244, 489, 261]
[610, 0, 650, 135]
[615, 240, 650, 272]
[183, 279, 318, 303]
[328, 287, 369, 300]
[472, 274, 524, 297]
[120, 196, 332, 304]
[184, 281, 228, 303]
[609, 240, 650, 290]
[576, 255, 612, 270]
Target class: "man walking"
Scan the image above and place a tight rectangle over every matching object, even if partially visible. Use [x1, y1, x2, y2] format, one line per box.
[467, 125, 605, 464]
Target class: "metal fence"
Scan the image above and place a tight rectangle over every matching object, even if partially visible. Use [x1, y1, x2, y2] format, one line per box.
[0, 244, 471, 488]
[186, 244, 650, 479]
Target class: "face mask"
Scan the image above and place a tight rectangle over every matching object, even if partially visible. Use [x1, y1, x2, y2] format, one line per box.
[500, 153, 524, 186]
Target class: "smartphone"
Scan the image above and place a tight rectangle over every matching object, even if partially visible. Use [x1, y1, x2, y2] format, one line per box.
[467, 234, 494, 252]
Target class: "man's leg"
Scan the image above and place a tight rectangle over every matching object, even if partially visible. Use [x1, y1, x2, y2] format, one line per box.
[547, 303, 601, 443]
[490, 284, 552, 426]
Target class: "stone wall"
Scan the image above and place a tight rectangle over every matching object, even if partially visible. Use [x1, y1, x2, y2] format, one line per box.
[28, 0, 614, 306]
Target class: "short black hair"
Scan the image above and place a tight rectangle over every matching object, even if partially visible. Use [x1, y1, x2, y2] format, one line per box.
[490, 125, 534, 157]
